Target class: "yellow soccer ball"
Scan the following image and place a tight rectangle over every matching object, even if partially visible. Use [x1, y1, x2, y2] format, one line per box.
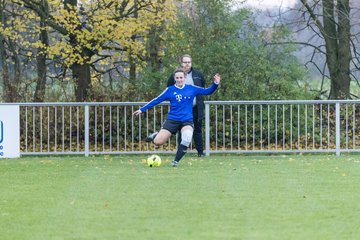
[147, 154, 161, 167]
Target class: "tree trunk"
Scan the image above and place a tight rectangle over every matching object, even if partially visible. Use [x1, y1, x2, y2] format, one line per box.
[147, 26, 162, 73]
[0, 42, 18, 102]
[34, 1, 49, 102]
[323, 0, 351, 99]
[0, 0, 8, 101]
[64, 0, 92, 102]
[0, 36, 11, 102]
[129, 58, 136, 82]
[334, 0, 351, 99]
[73, 63, 91, 102]
[0, 1, 18, 102]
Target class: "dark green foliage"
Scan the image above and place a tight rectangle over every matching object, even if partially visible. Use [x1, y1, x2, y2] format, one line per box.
[161, 0, 314, 101]
[208, 103, 339, 151]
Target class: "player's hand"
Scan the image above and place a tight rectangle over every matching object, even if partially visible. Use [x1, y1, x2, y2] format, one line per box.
[133, 110, 142, 116]
[214, 73, 221, 84]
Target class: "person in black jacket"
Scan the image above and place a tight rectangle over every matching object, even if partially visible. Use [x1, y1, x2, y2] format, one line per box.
[167, 54, 206, 157]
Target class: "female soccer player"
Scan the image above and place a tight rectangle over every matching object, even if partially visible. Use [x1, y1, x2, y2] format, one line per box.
[133, 68, 221, 167]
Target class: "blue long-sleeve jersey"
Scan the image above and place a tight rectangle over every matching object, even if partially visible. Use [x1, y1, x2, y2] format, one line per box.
[140, 82, 219, 122]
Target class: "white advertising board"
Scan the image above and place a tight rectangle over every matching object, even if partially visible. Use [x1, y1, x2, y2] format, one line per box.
[0, 105, 20, 158]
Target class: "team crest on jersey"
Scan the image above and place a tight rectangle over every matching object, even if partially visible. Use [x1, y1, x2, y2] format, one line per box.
[175, 94, 182, 102]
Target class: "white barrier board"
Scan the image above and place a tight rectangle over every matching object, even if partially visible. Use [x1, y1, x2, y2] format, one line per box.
[0, 105, 20, 158]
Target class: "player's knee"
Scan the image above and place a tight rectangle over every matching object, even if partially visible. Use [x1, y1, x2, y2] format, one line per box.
[153, 139, 160, 145]
[181, 129, 193, 147]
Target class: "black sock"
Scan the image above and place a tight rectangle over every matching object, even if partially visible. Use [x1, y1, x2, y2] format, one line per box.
[174, 144, 188, 162]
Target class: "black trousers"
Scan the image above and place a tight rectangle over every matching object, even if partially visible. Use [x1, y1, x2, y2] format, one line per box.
[177, 107, 203, 154]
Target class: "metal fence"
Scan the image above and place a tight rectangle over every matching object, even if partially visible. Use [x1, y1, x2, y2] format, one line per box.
[6, 100, 360, 156]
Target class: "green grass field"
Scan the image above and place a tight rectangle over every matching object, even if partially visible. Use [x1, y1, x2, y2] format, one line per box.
[1, 154, 360, 240]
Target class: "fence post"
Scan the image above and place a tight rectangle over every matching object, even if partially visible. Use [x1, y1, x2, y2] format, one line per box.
[335, 102, 340, 156]
[85, 105, 89, 157]
[205, 103, 210, 156]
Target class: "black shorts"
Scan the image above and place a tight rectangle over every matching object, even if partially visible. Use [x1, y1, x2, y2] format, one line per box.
[162, 119, 194, 134]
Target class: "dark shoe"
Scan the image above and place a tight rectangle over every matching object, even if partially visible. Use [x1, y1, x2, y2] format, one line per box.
[171, 160, 178, 167]
[145, 132, 158, 142]
[198, 152, 205, 157]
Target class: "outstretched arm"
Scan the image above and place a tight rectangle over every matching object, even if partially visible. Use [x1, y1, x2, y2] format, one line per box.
[133, 88, 169, 116]
[194, 73, 221, 95]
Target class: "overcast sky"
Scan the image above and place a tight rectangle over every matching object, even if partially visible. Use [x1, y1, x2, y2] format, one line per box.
[243, 0, 297, 9]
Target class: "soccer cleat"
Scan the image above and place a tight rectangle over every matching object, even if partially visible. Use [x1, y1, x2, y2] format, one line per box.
[171, 160, 178, 167]
[145, 132, 158, 143]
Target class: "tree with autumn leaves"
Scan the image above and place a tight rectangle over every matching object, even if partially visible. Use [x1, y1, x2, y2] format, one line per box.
[0, 0, 175, 102]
